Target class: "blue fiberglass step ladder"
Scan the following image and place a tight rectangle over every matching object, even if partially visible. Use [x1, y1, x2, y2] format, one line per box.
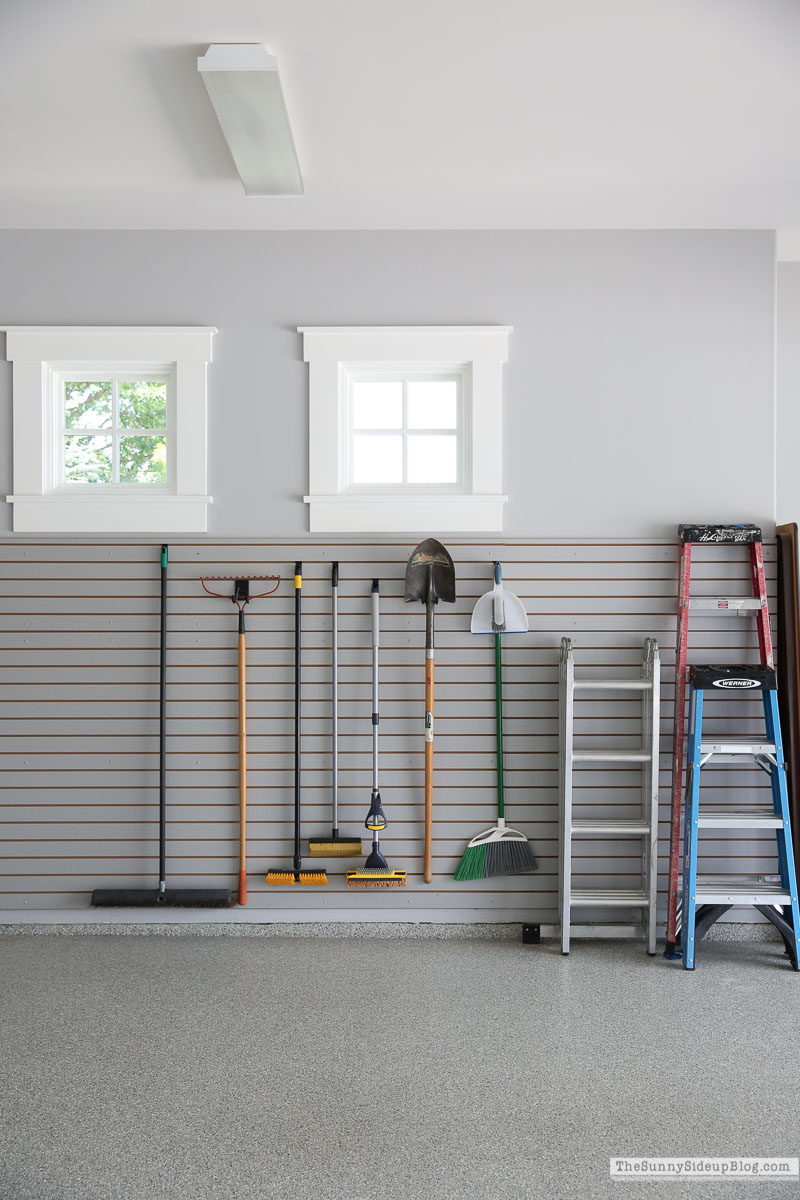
[682, 664, 800, 970]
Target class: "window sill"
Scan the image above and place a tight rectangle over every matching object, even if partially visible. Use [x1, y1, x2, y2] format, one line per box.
[5, 494, 212, 534]
[303, 493, 507, 533]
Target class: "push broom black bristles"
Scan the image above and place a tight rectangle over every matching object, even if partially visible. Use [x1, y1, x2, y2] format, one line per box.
[91, 887, 233, 907]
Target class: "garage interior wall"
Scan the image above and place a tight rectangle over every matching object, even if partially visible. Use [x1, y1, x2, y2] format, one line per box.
[0, 229, 791, 921]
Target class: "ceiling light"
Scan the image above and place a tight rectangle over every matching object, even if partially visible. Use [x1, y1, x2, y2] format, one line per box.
[197, 44, 303, 197]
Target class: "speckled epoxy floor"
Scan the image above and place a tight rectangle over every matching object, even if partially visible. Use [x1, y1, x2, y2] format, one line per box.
[1, 934, 799, 1200]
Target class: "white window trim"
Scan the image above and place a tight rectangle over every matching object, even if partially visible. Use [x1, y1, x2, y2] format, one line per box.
[299, 326, 510, 533]
[3, 327, 215, 533]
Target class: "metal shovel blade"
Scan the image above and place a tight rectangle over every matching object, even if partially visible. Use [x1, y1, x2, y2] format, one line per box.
[471, 561, 528, 634]
[404, 538, 456, 605]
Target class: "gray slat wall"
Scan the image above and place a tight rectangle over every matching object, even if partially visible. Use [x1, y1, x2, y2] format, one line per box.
[0, 537, 780, 922]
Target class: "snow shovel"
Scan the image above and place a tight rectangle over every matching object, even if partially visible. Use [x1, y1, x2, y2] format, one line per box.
[456, 561, 537, 879]
[404, 538, 456, 883]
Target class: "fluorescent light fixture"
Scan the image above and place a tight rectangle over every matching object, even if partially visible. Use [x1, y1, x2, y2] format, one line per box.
[197, 44, 304, 197]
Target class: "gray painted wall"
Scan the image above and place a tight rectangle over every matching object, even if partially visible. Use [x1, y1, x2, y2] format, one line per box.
[0, 230, 777, 538]
[778, 263, 800, 524]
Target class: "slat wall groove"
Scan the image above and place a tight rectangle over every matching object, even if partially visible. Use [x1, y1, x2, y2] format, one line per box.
[0, 538, 781, 920]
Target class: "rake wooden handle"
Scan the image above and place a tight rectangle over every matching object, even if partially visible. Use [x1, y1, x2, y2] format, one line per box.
[238, 629, 247, 905]
[424, 654, 434, 884]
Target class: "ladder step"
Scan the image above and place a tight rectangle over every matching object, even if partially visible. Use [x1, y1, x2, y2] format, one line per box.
[572, 679, 652, 692]
[688, 597, 762, 612]
[697, 806, 783, 829]
[572, 749, 651, 762]
[571, 819, 650, 835]
[563, 924, 647, 939]
[569, 888, 650, 907]
[693, 874, 794, 905]
[699, 741, 776, 755]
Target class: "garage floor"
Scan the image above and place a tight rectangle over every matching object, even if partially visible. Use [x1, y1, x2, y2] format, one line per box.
[2, 933, 799, 1200]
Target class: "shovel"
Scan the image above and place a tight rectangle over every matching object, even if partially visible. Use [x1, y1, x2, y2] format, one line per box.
[404, 538, 456, 883]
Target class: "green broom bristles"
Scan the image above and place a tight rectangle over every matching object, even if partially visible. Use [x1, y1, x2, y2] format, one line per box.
[455, 826, 538, 881]
[454, 842, 487, 881]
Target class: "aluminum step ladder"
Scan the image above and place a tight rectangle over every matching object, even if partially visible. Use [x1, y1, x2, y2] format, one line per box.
[666, 523, 773, 957]
[681, 664, 800, 970]
[558, 637, 660, 955]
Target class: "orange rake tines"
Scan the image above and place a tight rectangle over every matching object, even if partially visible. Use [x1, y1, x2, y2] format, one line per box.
[200, 573, 281, 905]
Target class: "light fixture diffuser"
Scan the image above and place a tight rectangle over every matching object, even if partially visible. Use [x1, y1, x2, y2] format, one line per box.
[197, 44, 304, 197]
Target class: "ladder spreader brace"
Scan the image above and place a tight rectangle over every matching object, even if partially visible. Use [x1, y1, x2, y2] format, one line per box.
[665, 525, 773, 958]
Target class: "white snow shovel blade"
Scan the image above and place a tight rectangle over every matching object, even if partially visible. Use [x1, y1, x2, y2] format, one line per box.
[471, 562, 528, 634]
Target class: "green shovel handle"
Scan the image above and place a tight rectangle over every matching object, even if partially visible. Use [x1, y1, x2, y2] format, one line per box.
[495, 632, 504, 819]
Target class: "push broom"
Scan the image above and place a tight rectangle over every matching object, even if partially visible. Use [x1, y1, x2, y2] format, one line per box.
[455, 561, 538, 881]
[267, 564, 328, 886]
[347, 581, 406, 888]
[92, 546, 233, 908]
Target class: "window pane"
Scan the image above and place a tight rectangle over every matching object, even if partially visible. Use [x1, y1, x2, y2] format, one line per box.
[407, 435, 458, 483]
[119, 380, 168, 429]
[64, 381, 112, 429]
[352, 434, 403, 484]
[119, 435, 168, 483]
[407, 380, 457, 429]
[64, 435, 112, 483]
[353, 381, 402, 429]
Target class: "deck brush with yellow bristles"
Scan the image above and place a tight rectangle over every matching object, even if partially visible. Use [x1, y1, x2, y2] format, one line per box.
[267, 563, 329, 890]
[345, 867, 406, 888]
[266, 868, 327, 886]
[344, 580, 407, 890]
[308, 563, 363, 860]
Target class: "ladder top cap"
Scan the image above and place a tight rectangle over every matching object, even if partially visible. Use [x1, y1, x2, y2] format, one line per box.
[691, 663, 776, 691]
[679, 523, 762, 544]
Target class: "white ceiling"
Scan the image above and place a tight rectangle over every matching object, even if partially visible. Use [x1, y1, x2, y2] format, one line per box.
[2, 0, 800, 236]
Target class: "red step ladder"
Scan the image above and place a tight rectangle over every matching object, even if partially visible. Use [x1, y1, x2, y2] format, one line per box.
[664, 524, 773, 957]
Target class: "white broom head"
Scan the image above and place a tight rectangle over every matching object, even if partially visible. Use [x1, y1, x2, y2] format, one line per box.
[471, 561, 528, 635]
[466, 818, 528, 848]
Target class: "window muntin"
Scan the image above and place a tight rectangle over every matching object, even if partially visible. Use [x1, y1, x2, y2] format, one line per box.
[56, 371, 172, 488]
[346, 372, 465, 490]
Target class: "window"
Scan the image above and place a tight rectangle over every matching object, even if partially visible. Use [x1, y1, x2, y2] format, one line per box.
[348, 373, 464, 489]
[59, 373, 171, 487]
[300, 326, 510, 532]
[3, 327, 215, 533]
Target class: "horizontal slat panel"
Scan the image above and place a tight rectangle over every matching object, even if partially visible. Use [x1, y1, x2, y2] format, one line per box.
[0, 536, 782, 925]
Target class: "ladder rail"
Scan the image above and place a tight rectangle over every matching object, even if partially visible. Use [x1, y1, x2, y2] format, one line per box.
[666, 540, 692, 950]
[643, 637, 660, 955]
[682, 687, 703, 969]
[751, 540, 775, 670]
[558, 638, 574, 955]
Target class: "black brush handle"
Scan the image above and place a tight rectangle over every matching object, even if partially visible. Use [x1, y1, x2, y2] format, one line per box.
[294, 563, 302, 873]
[159, 545, 168, 894]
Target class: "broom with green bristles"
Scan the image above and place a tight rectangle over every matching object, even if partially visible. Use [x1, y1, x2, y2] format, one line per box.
[455, 562, 538, 881]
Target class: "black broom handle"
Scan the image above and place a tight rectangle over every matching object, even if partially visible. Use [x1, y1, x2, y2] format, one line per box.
[294, 562, 302, 873]
[159, 544, 168, 894]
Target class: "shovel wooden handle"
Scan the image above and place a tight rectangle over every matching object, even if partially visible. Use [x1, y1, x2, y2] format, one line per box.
[424, 653, 434, 883]
[238, 628, 247, 905]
